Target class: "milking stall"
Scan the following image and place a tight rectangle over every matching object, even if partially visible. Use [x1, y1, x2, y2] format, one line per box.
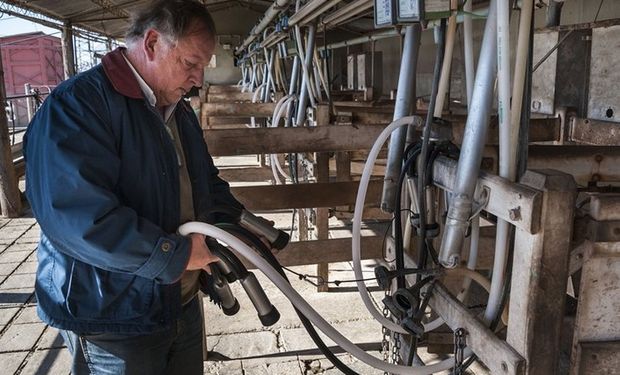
[0, 0, 618, 374]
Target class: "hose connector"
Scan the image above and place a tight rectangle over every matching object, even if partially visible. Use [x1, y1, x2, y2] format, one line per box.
[240, 210, 290, 250]
[240, 272, 281, 326]
[439, 194, 472, 268]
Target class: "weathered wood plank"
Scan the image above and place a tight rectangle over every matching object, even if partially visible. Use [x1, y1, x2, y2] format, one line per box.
[242, 236, 384, 269]
[207, 85, 244, 93]
[0, 51, 22, 217]
[315, 105, 331, 292]
[204, 118, 561, 157]
[508, 170, 577, 375]
[230, 180, 383, 210]
[429, 284, 525, 375]
[207, 92, 253, 102]
[202, 102, 277, 117]
[432, 156, 542, 234]
[205, 125, 386, 156]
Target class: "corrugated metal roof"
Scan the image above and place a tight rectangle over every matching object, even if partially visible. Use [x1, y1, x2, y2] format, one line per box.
[1, 0, 268, 39]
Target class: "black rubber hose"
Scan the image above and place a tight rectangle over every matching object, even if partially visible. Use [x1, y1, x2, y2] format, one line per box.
[394, 143, 422, 290]
[215, 223, 359, 375]
[206, 238, 249, 279]
[416, 18, 446, 279]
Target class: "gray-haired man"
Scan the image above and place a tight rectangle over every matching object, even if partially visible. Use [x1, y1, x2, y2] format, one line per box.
[24, 1, 242, 373]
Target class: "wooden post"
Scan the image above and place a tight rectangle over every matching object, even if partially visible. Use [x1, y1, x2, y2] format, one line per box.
[24, 83, 34, 122]
[315, 105, 330, 292]
[0, 48, 22, 217]
[507, 169, 577, 375]
[298, 209, 309, 241]
[62, 21, 76, 79]
[336, 151, 352, 213]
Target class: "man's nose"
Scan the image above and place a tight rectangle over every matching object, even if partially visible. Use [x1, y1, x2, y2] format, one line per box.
[189, 66, 204, 87]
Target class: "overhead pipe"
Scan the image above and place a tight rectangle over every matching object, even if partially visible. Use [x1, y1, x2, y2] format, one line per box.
[321, 0, 373, 29]
[237, 0, 292, 54]
[288, 0, 333, 26]
[381, 25, 422, 213]
[324, 6, 488, 51]
[298, 0, 344, 26]
[438, 0, 497, 268]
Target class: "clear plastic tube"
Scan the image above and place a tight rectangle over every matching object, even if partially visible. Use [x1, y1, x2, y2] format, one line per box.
[352, 116, 415, 334]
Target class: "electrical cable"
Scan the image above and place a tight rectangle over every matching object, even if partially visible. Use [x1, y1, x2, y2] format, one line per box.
[394, 143, 422, 289]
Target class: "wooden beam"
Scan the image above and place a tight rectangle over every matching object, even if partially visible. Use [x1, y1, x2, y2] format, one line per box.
[432, 156, 542, 234]
[202, 102, 276, 118]
[314, 105, 331, 292]
[205, 124, 386, 156]
[243, 236, 384, 269]
[0, 47, 22, 217]
[207, 85, 244, 93]
[61, 22, 76, 79]
[207, 92, 254, 102]
[204, 118, 561, 157]
[451, 117, 560, 145]
[508, 170, 577, 375]
[230, 180, 383, 210]
[429, 284, 525, 375]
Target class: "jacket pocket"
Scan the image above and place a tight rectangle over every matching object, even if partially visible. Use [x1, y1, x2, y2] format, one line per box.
[66, 260, 154, 321]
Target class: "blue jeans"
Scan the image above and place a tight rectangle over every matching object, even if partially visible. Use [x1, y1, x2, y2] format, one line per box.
[60, 297, 204, 375]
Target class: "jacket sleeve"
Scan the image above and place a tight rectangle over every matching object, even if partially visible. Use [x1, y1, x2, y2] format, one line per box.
[24, 86, 189, 284]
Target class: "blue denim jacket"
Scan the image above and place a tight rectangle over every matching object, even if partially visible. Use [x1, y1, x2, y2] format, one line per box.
[24, 48, 241, 333]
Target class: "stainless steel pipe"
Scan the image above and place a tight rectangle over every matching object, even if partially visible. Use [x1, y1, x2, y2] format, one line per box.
[380, 24, 422, 213]
[439, 0, 498, 268]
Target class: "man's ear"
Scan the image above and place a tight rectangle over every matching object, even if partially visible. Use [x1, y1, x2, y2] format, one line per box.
[143, 29, 159, 62]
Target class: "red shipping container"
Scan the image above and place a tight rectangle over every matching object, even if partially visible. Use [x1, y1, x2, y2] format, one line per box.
[1, 32, 63, 126]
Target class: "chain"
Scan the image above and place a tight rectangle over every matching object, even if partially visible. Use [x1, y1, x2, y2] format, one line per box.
[391, 331, 402, 367]
[453, 328, 467, 375]
[382, 289, 391, 375]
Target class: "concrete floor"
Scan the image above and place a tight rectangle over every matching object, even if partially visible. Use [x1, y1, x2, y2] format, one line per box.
[0, 157, 491, 374]
[0, 211, 492, 375]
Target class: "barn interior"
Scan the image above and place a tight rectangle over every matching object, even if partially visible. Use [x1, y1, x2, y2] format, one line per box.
[0, 0, 619, 374]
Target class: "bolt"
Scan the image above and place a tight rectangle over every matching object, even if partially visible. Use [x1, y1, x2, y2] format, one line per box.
[501, 362, 509, 372]
[509, 207, 521, 221]
[595, 154, 603, 163]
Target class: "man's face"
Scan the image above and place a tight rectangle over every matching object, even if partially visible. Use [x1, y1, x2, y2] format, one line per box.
[148, 23, 215, 107]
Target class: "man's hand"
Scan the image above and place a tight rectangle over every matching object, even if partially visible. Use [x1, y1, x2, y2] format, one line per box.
[186, 233, 219, 273]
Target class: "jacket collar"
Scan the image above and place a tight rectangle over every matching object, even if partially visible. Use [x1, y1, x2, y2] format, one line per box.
[102, 47, 144, 100]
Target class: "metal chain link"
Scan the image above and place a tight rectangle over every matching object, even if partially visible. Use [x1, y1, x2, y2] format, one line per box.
[382, 289, 391, 375]
[391, 331, 402, 367]
[453, 328, 467, 375]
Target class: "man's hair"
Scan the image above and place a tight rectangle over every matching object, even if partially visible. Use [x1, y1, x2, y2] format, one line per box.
[125, 0, 216, 46]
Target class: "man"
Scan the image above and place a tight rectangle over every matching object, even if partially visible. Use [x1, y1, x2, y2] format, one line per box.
[24, 1, 242, 373]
